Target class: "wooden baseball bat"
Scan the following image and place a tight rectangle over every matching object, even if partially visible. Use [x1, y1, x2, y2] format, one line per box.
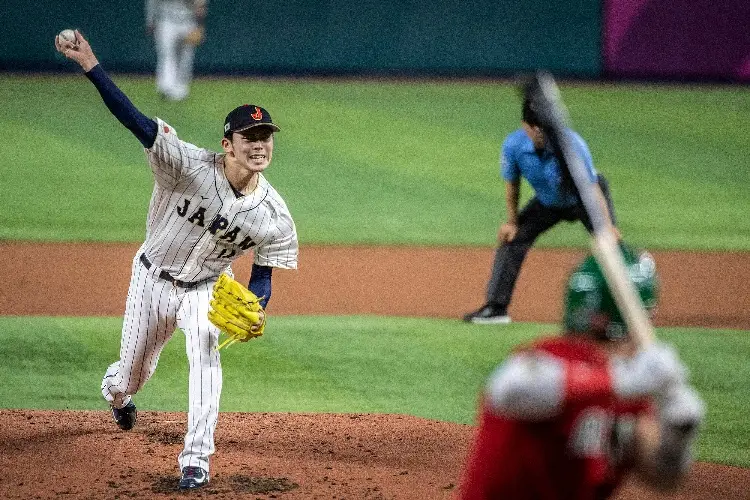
[527, 71, 655, 347]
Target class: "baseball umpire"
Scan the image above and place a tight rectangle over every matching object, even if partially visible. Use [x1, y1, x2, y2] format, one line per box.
[55, 30, 298, 490]
[464, 96, 619, 324]
[458, 245, 704, 499]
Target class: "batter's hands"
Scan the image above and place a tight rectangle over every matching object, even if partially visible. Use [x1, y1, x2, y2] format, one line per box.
[55, 30, 99, 72]
[498, 222, 518, 243]
[659, 384, 704, 431]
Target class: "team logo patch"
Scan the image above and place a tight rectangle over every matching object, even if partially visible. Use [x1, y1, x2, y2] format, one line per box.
[163, 125, 170, 133]
[251, 107, 263, 120]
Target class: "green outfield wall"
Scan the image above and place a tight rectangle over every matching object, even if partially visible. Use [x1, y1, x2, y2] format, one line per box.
[5, 0, 601, 77]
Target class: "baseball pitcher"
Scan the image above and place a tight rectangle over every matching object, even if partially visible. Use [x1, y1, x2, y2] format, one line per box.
[55, 29, 298, 490]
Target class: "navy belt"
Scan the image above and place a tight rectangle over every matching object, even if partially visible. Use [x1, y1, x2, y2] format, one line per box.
[139, 253, 201, 289]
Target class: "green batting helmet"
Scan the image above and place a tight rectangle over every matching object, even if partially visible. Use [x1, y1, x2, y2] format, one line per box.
[563, 244, 658, 340]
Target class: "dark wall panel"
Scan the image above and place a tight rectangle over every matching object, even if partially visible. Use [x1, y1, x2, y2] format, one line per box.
[3, 0, 602, 77]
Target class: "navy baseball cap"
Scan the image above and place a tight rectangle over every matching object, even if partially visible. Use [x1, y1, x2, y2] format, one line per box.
[522, 97, 541, 126]
[223, 104, 280, 137]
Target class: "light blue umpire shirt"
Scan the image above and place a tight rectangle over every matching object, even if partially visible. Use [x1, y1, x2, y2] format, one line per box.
[500, 128, 598, 208]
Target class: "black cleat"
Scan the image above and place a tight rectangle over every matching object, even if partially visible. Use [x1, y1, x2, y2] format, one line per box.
[463, 304, 511, 324]
[179, 466, 209, 490]
[111, 401, 137, 431]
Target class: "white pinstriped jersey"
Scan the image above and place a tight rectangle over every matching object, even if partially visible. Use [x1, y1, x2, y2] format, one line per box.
[140, 119, 298, 282]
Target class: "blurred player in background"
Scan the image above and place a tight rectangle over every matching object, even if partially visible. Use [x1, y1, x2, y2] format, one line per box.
[146, 0, 207, 101]
[464, 97, 619, 324]
[457, 245, 704, 499]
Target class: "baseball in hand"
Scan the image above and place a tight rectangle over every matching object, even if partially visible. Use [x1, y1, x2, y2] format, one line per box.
[58, 29, 77, 45]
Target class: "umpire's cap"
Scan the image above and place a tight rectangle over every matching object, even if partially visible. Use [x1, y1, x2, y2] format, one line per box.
[224, 104, 280, 138]
[522, 97, 541, 127]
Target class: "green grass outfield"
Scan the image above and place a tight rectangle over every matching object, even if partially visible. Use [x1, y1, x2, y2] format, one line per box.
[0, 316, 747, 467]
[1, 75, 749, 249]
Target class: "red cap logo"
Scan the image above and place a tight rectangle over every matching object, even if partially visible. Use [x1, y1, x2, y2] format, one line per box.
[251, 107, 263, 120]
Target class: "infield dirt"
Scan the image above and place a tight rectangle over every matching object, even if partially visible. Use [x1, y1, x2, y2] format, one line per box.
[0, 242, 748, 499]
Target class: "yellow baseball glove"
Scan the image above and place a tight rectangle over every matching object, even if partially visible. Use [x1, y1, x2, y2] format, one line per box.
[185, 26, 205, 46]
[208, 274, 266, 350]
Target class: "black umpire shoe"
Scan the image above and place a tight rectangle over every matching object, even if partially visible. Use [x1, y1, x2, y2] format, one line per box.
[179, 466, 209, 490]
[463, 303, 511, 324]
[111, 401, 137, 431]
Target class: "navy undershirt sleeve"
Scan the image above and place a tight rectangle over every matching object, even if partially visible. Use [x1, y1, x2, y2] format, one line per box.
[248, 264, 273, 309]
[85, 64, 157, 148]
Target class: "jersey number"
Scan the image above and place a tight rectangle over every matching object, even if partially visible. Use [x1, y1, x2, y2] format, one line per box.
[217, 248, 237, 259]
[568, 408, 611, 457]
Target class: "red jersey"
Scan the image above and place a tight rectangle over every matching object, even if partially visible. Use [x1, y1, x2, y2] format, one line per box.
[458, 336, 650, 500]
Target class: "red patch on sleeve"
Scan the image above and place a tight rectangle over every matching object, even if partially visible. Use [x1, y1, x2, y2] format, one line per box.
[163, 126, 170, 134]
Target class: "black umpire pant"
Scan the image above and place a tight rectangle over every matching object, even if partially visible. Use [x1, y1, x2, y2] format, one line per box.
[486, 175, 616, 308]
